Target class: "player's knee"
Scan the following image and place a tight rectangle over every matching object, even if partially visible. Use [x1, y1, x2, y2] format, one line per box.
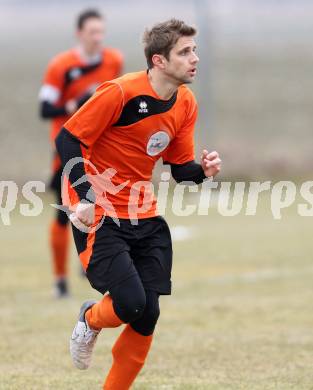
[131, 291, 160, 336]
[131, 307, 160, 336]
[144, 302, 160, 327]
[110, 276, 147, 323]
[113, 292, 146, 323]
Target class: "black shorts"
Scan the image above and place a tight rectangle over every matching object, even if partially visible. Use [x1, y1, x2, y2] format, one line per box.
[72, 216, 173, 295]
[49, 167, 62, 193]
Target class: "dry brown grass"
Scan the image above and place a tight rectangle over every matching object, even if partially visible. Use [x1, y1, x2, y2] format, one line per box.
[1, 193, 313, 389]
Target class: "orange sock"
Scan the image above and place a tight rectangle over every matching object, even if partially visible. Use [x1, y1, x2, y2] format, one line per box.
[85, 294, 124, 330]
[50, 220, 69, 278]
[103, 325, 153, 390]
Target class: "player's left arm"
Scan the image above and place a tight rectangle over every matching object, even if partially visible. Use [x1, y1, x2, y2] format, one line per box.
[170, 151, 221, 184]
[164, 91, 221, 184]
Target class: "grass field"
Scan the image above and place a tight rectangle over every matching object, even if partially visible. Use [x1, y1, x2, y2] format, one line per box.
[1, 193, 313, 390]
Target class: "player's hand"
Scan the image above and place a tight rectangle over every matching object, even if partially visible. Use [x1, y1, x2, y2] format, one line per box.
[70, 202, 95, 230]
[65, 99, 78, 115]
[200, 150, 221, 178]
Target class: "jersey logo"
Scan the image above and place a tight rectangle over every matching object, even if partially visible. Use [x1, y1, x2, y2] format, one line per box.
[64, 61, 102, 87]
[147, 131, 170, 156]
[138, 100, 148, 113]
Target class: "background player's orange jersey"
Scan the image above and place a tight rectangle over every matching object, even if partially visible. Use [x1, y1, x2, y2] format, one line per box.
[64, 70, 198, 219]
[40, 47, 123, 142]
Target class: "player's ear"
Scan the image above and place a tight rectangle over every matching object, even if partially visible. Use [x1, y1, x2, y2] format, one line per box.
[152, 54, 166, 69]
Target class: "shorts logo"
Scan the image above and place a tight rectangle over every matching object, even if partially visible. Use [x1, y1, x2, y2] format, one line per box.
[147, 131, 170, 156]
[138, 100, 148, 113]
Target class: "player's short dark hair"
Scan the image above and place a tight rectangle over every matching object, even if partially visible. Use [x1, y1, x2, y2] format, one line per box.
[77, 9, 103, 30]
[143, 19, 197, 69]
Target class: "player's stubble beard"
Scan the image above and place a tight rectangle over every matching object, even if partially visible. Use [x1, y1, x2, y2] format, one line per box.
[164, 69, 195, 88]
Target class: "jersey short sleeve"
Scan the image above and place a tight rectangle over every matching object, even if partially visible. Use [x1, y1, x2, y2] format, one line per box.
[39, 58, 64, 103]
[64, 82, 124, 147]
[162, 90, 197, 165]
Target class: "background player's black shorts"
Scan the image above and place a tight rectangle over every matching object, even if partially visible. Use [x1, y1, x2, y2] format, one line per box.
[49, 165, 69, 226]
[72, 216, 173, 295]
[49, 166, 62, 193]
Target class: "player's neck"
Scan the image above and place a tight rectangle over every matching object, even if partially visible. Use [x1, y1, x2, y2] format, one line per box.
[148, 68, 179, 100]
[77, 45, 102, 64]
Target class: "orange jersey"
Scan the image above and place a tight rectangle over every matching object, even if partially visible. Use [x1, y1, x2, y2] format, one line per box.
[40, 47, 123, 141]
[64, 70, 197, 219]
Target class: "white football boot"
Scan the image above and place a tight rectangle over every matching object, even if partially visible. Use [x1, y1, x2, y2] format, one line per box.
[70, 300, 100, 370]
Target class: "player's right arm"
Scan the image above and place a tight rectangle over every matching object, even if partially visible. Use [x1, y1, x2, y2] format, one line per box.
[39, 57, 77, 119]
[55, 82, 124, 226]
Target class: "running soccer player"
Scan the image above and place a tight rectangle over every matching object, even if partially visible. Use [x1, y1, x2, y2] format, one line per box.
[56, 19, 221, 389]
[39, 9, 123, 297]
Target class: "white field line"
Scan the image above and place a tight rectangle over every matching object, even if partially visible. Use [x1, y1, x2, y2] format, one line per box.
[170, 225, 194, 241]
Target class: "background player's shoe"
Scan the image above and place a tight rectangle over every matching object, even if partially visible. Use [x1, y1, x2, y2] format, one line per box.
[54, 277, 69, 298]
[70, 300, 100, 370]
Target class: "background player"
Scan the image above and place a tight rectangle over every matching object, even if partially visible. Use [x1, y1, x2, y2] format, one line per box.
[39, 9, 123, 297]
[56, 19, 221, 389]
